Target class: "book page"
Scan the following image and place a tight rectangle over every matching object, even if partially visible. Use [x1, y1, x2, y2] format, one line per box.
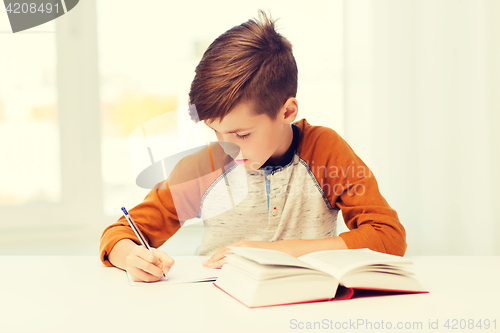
[226, 254, 328, 280]
[127, 256, 220, 286]
[298, 249, 412, 279]
[228, 246, 315, 269]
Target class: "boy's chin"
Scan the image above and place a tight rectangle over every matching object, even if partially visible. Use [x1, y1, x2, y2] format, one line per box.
[233, 159, 262, 170]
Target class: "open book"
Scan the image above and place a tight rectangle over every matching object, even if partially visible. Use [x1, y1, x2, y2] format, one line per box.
[214, 247, 426, 308]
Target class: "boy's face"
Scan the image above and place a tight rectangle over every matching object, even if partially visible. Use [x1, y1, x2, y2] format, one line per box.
[205, 99, 297, 170]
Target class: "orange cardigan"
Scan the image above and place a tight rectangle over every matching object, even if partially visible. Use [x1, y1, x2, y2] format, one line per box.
[100, 119, 406, 266]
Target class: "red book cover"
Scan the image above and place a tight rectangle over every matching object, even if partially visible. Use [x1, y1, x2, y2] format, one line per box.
[213, 283, 428, 308]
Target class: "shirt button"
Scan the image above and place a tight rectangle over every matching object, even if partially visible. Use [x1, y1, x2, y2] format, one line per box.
[267, 174, 272, 180]
[271, 210, 278, 216]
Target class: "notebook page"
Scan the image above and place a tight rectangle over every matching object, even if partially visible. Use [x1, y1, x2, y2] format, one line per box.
[127, 256, 220, 286]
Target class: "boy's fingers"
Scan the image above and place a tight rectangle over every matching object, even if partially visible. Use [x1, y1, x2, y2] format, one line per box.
[131, 258, 163, 277]
[154, 250, 175, 269]
[128, 267, 162, 282]
[204, 247, 232, 268]
[127, 254, 163, 277]
[208, 258, 227, 269]
[126, 246, 174, 281]
[203, 248, 226, 266]
[131, 245, 156, 262]
[134, 246, 161, 266]
[159, 257, 174, 274]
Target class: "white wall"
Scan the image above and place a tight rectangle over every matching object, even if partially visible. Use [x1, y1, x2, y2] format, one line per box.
[343, 0, 500, 255]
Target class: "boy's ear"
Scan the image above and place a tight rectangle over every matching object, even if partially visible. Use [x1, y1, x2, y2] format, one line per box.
[282, 97, 298, 123]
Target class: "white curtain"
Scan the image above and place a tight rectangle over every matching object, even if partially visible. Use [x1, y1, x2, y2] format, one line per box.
[342, 0, 500, 255]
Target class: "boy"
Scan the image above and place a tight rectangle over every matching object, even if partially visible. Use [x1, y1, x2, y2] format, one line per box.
[99, 11, 406, 282]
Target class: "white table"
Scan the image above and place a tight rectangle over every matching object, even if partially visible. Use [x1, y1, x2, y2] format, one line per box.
[1, 256, 499, 333]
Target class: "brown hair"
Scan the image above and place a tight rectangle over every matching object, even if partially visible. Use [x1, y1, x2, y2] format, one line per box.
[188, 10, 298, 123]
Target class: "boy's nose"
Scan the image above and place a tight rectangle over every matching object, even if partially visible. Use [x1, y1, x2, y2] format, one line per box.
[218, 142, 241, 159]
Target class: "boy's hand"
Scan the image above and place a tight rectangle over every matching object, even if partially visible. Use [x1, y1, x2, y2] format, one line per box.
[125, 245, 174, 282]
[202, 240, 277, 269]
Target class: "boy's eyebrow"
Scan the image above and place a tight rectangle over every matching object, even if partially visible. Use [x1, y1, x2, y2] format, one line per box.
[205, 124, 253, 134]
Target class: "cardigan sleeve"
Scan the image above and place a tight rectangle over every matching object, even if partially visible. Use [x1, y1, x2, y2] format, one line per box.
[296, 119, 407, 256]
[331, 132, 406, 255]
[99, 181, 182, 267]
[99, 142, 230, 266]
[335, 171, 407, 256]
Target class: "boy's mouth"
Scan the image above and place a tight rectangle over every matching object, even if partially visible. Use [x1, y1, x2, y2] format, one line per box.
[234, 159, 247, 164]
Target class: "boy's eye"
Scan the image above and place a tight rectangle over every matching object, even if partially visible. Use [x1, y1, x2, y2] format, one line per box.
[236, 133, 250, 140]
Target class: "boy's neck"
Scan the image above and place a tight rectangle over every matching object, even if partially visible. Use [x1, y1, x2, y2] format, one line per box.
[268, 124, 294, 165]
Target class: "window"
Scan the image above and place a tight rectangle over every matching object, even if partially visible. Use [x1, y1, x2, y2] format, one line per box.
[0, 1, 105, 235]
[0, 21, 60, 206]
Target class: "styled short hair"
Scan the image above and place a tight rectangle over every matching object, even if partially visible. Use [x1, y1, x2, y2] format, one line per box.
[188, 10, 298, 122]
